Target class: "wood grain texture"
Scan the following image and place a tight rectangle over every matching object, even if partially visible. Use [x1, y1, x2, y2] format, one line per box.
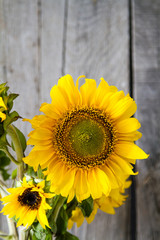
[65, 0, 130, 92]
[133, 0, 160, 239]
[65, 0, 131, 239]
[40, 0, 65, 103]
[0, 0, 40, 234]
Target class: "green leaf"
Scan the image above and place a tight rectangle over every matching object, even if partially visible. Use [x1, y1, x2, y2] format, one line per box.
[7, 93, 19, 111]
[31, 234, 39, 240]
[79, 196, 93, 217]
[26, 166, 37, 177]
[0, 123, 4, 137]
[56, 232, 79, 240]
[0, 150, 10, 166]
[0, 150, 11, 180]
[0, 83, 8, 95]
[0, 168, 10, 180]
[11, 126, 26, 152]
[11, 168, 17, 179]
[66, 198, 78, 219]
[56, 207, 68, 235]
[49, 220, 57, 234]
[32, 223, 52, 240]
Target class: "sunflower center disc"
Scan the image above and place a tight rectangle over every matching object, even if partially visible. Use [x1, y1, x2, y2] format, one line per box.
[69, 119, 106, 157]
[18, 188, 42, 210]
[55, 108, 116, 169]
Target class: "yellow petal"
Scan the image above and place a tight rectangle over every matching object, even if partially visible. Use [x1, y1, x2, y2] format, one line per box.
[40, 103, 60, 119]
[58, 74, 81, 106]
[29, 128, 53, 140]
[0, 112, 6, 121]
[118, 131, 142, 141]
[22, 209, 37, 228]
[110, 95, 137, 120]
[101, 165, 119, 189]
[74, 170, 90, 202]
[87, 169, 102, 199]
[111, 154, 138, 175]
[37, 206, 50, 229]
[116, 118, 141, 133]
[115, 142, 149, 159]
[16, 207, 30, 227]
[80, 79, 97, 106]
[0, 97, 7, 109]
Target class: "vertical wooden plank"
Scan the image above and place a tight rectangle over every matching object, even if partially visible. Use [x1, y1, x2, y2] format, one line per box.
[40, 0, 65, 102]
[0, 0, 40, 133]
[133, 0, 160, 239]
[0, 0, 39, 233]
[65, 0, 129, 91]
[65, 0, 131, 239]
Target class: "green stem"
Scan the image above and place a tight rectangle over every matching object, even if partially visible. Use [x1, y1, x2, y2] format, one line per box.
[51, 195, 66, 223]
[6, 124, 24, 180]
[2, 148, 20, 165]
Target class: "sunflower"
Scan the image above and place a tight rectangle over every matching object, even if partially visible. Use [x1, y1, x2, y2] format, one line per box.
[23, 74, 148, 202]
[0, 177, 54, 229]
[68, 178, 131, 229]
[0, 97, 7, 121]
[68, 205, 98, 230]
[95, 177, 131, 215]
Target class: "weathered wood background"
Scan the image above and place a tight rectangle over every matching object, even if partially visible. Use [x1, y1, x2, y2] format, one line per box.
[0, 0, 160, 239]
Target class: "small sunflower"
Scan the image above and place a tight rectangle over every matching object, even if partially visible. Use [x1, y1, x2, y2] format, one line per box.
[0, 97, 7, 121]
[23, 75, 148, 202]
[95, 178, 131, 215]
[68, 178, 131, 229]
[68, 205, 98, 230]
[0, 177, 54, 229]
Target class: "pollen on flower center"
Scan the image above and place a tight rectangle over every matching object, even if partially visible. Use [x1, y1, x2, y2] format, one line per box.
[18, 188, 42, 210]
[54, 108, 117, 169]
[69, 119, 106, 157]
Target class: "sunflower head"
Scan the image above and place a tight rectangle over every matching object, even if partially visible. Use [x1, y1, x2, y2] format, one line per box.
[23, 74, 148, 203]
[0, 177, 54, 229]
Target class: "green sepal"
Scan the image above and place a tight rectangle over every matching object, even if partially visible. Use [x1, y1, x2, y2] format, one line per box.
[78, 196, 93, 217]
[3, 111, 20, 130]
[10, 125, 26, 152]
[56, 232, 79, 240]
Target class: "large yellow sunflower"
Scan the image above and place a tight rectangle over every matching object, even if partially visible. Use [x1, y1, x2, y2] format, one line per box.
[23, 74, 148, 202]
[1, 177, 54, 229]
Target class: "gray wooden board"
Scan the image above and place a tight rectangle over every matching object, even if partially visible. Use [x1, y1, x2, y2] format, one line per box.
[133, 0, 160, 239]
[65, 0, 131, 239]
[0, 0, 40, 234]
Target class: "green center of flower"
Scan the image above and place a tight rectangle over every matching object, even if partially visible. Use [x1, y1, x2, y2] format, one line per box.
[18, 188, 42, 210]
[55, 108, 116, 169]
[70, 119, 105, 157]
